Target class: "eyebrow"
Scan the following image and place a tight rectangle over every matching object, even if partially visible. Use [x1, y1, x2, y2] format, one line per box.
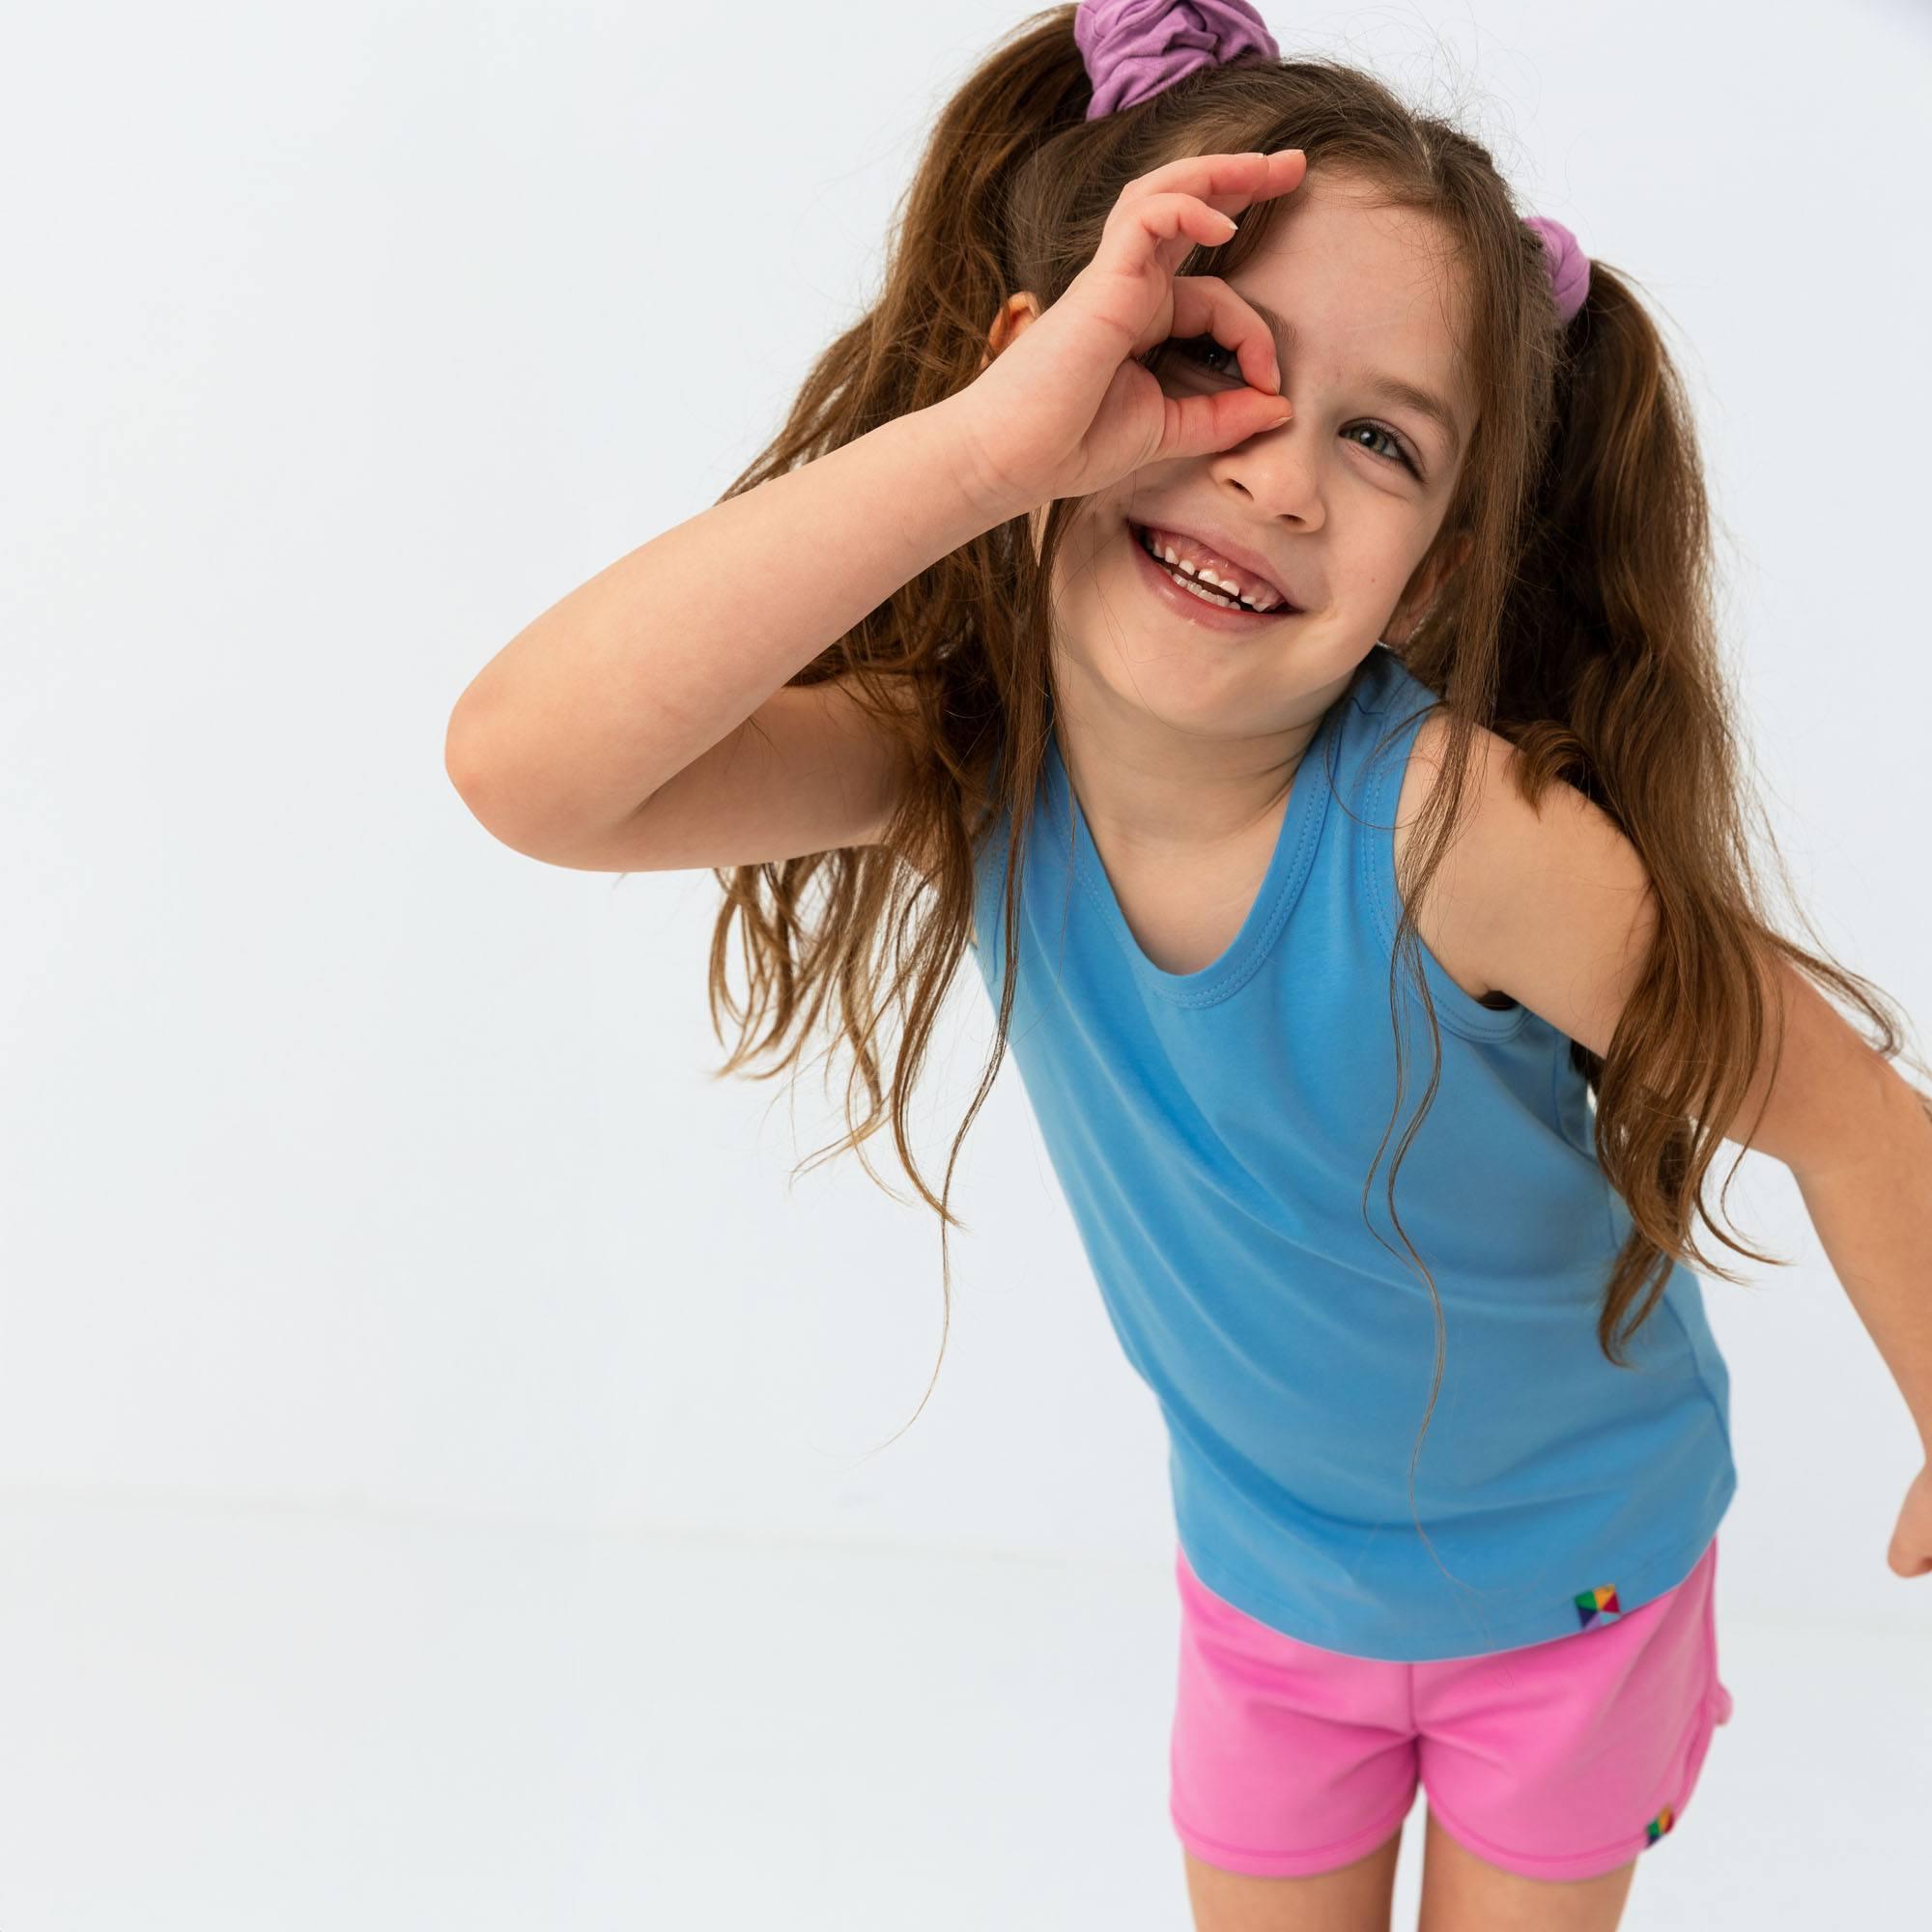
[1244, 298, 1465, 464]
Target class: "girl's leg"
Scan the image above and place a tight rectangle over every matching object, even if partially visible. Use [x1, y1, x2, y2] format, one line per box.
[1417, 1805, 1636, 1932]
[1183, 1824, 1404, 1932]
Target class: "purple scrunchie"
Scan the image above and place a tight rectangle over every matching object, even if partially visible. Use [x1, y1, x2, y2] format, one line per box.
[1075, 0, 1279, 119]
[1523, 214, 1590, 324]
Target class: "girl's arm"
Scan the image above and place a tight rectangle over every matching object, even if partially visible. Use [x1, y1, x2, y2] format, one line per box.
[1796, 1100, 1932, 1460]
[1443, 730, 1932, 1456]
[444, 397, 1013, 863]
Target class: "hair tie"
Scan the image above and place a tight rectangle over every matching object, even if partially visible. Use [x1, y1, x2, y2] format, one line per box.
[1074, 0, 1279, 119]
[1521, 214, 1590, 324]
[1074, 2, 1591, 326]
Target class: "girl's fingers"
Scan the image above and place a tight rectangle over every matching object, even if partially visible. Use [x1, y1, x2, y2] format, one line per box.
[1116, 147, 1305, 222]
[1164, 273, 1284, 396]
[1148, 270, 1296, 461]
[1096, 186, 1239, 288]
[1095, 168, 1301, 382]
[1158, 384, 1295, 463]
[1098, 150, 1306, 283]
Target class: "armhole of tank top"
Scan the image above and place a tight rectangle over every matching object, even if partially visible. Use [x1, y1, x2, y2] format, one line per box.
[1363, 696, 1531, 1043]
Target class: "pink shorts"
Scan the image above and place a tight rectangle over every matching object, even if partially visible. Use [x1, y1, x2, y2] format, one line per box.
[1170, 1536, 1733, 1884]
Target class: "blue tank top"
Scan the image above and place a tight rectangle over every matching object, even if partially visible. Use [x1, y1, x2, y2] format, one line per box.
[968, 642, 1736, 1662]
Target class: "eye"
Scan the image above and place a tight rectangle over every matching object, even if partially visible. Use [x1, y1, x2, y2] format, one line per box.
[1163, 335, 1239, 378]
[1157, 338, 1427, 481]
[1345, 421, 1424, 480]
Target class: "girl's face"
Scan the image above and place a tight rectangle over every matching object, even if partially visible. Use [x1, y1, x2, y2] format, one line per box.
[1040, 168, 1474, 741]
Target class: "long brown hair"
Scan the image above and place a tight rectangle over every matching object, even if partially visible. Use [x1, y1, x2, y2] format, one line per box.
[687, 7, 1930, 1464]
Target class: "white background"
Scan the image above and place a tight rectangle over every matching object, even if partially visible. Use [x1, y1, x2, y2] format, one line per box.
[4, 1, 1928, 1925]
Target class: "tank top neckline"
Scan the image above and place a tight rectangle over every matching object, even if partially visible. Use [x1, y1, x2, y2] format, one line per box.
[1043, 686, 1350, 1009]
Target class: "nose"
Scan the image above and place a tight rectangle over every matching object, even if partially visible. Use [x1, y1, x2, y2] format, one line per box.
[1210, 413, 1323, 530]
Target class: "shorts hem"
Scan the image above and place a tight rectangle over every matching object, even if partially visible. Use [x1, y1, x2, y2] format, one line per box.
[1176, 1493, 1735, 1662]
[1421, 1689, 1727, 1884]
[1170, 1780, 1418, 1879]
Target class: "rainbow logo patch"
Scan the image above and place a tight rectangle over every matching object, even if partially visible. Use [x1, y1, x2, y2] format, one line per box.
[1574, 1582, 1622, 1629]
[1644, 1804, 1676, 1845]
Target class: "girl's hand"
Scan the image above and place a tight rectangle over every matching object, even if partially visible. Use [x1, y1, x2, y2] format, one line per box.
[1887, 1460, 1932, 1577]
[951, 149, 1308, 518]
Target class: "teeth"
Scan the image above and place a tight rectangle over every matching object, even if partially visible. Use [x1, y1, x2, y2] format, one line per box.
[1174, 572, 1235, 607]
[1142, 530, 1281, 611]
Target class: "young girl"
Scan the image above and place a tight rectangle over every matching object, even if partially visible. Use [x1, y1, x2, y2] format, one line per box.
[446, 4, 1932, 1925]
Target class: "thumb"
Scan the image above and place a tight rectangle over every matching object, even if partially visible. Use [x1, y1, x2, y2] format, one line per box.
[1163, 387, 1294, 464]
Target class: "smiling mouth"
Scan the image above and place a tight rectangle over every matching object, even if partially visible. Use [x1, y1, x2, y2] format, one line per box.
[1128, 523, 1298, 615]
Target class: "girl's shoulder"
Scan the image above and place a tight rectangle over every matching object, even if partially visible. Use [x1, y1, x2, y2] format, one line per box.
[1392, 696, 1670, 1046]
[1388, 703, 1526, 1010]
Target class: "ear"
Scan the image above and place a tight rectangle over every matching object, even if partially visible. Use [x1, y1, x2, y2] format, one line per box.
[977, 291, 1043, 373]
[1386, 527, 1472, 644]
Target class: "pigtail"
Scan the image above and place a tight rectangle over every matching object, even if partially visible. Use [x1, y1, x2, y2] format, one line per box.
[699, 9, 1099, 1452]
[1484, 256, 1931, 1366]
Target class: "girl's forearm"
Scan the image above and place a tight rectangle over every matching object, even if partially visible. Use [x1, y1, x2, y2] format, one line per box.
[444, 396, 1010, 851]
[1795, 1075, 1932, 1457]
